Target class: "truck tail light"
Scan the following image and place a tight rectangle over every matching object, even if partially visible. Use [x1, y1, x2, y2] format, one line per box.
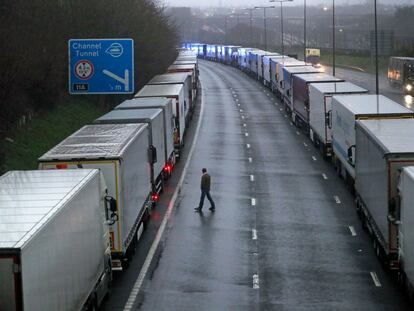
[151, 194, 159, 202]
[56, 164, 68, 169]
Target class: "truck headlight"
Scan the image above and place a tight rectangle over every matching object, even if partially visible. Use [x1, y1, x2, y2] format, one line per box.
[406, 84, 413, 92]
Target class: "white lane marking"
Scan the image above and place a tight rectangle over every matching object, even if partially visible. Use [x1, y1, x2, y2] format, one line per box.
[370, 272, 382, 287]
[334, 195, 341, 204]
[252, 229, 258, 240]
[240, 109, 244, 112]
[253, 274, 260, 289]
[279, 108, 283, 111]
[237, 104, 241, 107]
[322, 173, 328, 180]
[235, 98, 239, 102]
[250, 175, 255, 182]
[349, 226, 357, 236]
[303, 142, 308, 147]
[251, 198, 256, 206]
[284, 114, 288, 118]
[233, 94, 238, 98]
[243, 123, 247, 127]
[246, 143, 251, 149]
[123, 72, 206, 311]
[296, 131, 300, 135]
[248, 157, 253, 163]
[266, 93, 270, 96]
[245, 133, 249, 137]
[312, 156, 317, 161]
[241, 116, 245, 119]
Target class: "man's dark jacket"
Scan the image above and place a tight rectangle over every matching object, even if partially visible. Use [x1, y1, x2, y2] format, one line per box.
[201, 173, 211, 191]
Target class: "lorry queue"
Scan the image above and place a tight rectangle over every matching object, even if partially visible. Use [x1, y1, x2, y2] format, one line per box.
[0, 49, 199, 311]
[189, 41, 414, 300]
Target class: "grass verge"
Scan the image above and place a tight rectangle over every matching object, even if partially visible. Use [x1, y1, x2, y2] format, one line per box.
[320, 53, 389, 75]
[0, 99, 109, 174]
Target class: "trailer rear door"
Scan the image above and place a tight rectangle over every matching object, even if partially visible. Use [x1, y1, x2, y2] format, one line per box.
[0, 255, 19, 311]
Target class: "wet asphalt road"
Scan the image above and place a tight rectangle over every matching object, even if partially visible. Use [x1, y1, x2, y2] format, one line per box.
[103, 59, 412, 310]
[323, 66, 411, 108]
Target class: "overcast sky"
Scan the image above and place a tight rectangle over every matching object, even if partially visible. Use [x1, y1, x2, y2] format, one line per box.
[164, 0, 411, 7]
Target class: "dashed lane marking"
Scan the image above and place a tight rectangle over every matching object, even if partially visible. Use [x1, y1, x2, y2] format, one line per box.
[349, 226, 357, 236]
[251, 198, 256, 206]
[252, 229, 257, 240]
[296, 131, 300, 135]
[303, 142, 308, 147]
[248, 157, 253, 163]
[246, 143, 251, 149]
[123, 71, 206, 311]
[334, 195, 341, 204]
[312, 156, 317, 161]
[322, 173, 328, 180]
[253, 274, 260, 289]
[241, 116, 245, 119]
[245, 133, 249, 137]
[250, 175, 255, 182]
[243, 123, 247, 127]
[370, 272, 382, 287]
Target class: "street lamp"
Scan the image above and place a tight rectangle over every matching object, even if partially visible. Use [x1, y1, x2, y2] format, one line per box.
[304, 0, 307, 61]
[269, 0, 294, 57]
[243, 8, 255, 47]
[374, 0, 379, 95]
[323, 2, 336, 76]
[254, 6, 276, 51]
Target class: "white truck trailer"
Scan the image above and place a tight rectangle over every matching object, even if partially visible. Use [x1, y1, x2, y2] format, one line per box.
[114, 97, 175, 174]
[355, 119, 414, 269]
[281, 66, 321, 108]
[148, 73, 194, 123]
[332, 95, 413, 184]
[38, 124, 151, 270]
[292, 73, 343, 130]
[134, 84, 186, 157]
[308, 82, 368, 157]
[398, 166, 414, 296]
[0, 169, 111, 311]
[94, 109, 165, 198]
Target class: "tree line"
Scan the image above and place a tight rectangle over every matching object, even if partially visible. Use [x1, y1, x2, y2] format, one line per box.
[0, 0, 179, 138]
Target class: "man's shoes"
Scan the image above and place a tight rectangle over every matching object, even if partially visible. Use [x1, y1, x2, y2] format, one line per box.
[194, 207, 202, 212]
[209, 207, 215, 212]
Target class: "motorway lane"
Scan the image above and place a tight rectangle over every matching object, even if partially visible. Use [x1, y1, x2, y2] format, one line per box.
[117, 59, 411, 310]
[323, 66, 411, 108]
[205, 61, 411, 310]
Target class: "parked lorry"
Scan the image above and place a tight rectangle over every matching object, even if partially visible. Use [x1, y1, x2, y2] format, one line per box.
[38, 124, 151, 270]
[270, 58, 306, 95]
[114, 97, 175, 175]
[148, 73, 194, 122]
[388, 57, 414, 95]
[258, 53, 279, 82]
[282, 66, 321, 108]
[355, 119, 414, 269]
[94, 109, 165, 198]
[167, 63, 198, 86]
[0, 169, 112, 311]
[292, 73, 343, 129]
[275, 60, 311, 98]
[332, 94, 413, 185]
[224, 45, 241, 65]
[263, 55, 288, 88]
[398, 166, 414, 296]
[238, 47, 255, 71]
[308, 82, 368, 157]
[134, 84, 186, 157]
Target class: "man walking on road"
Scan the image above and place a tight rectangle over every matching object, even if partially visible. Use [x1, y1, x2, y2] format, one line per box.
[195, 168, 216, 212]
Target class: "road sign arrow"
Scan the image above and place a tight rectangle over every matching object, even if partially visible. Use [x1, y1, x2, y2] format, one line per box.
[103, 69, 129, 92]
